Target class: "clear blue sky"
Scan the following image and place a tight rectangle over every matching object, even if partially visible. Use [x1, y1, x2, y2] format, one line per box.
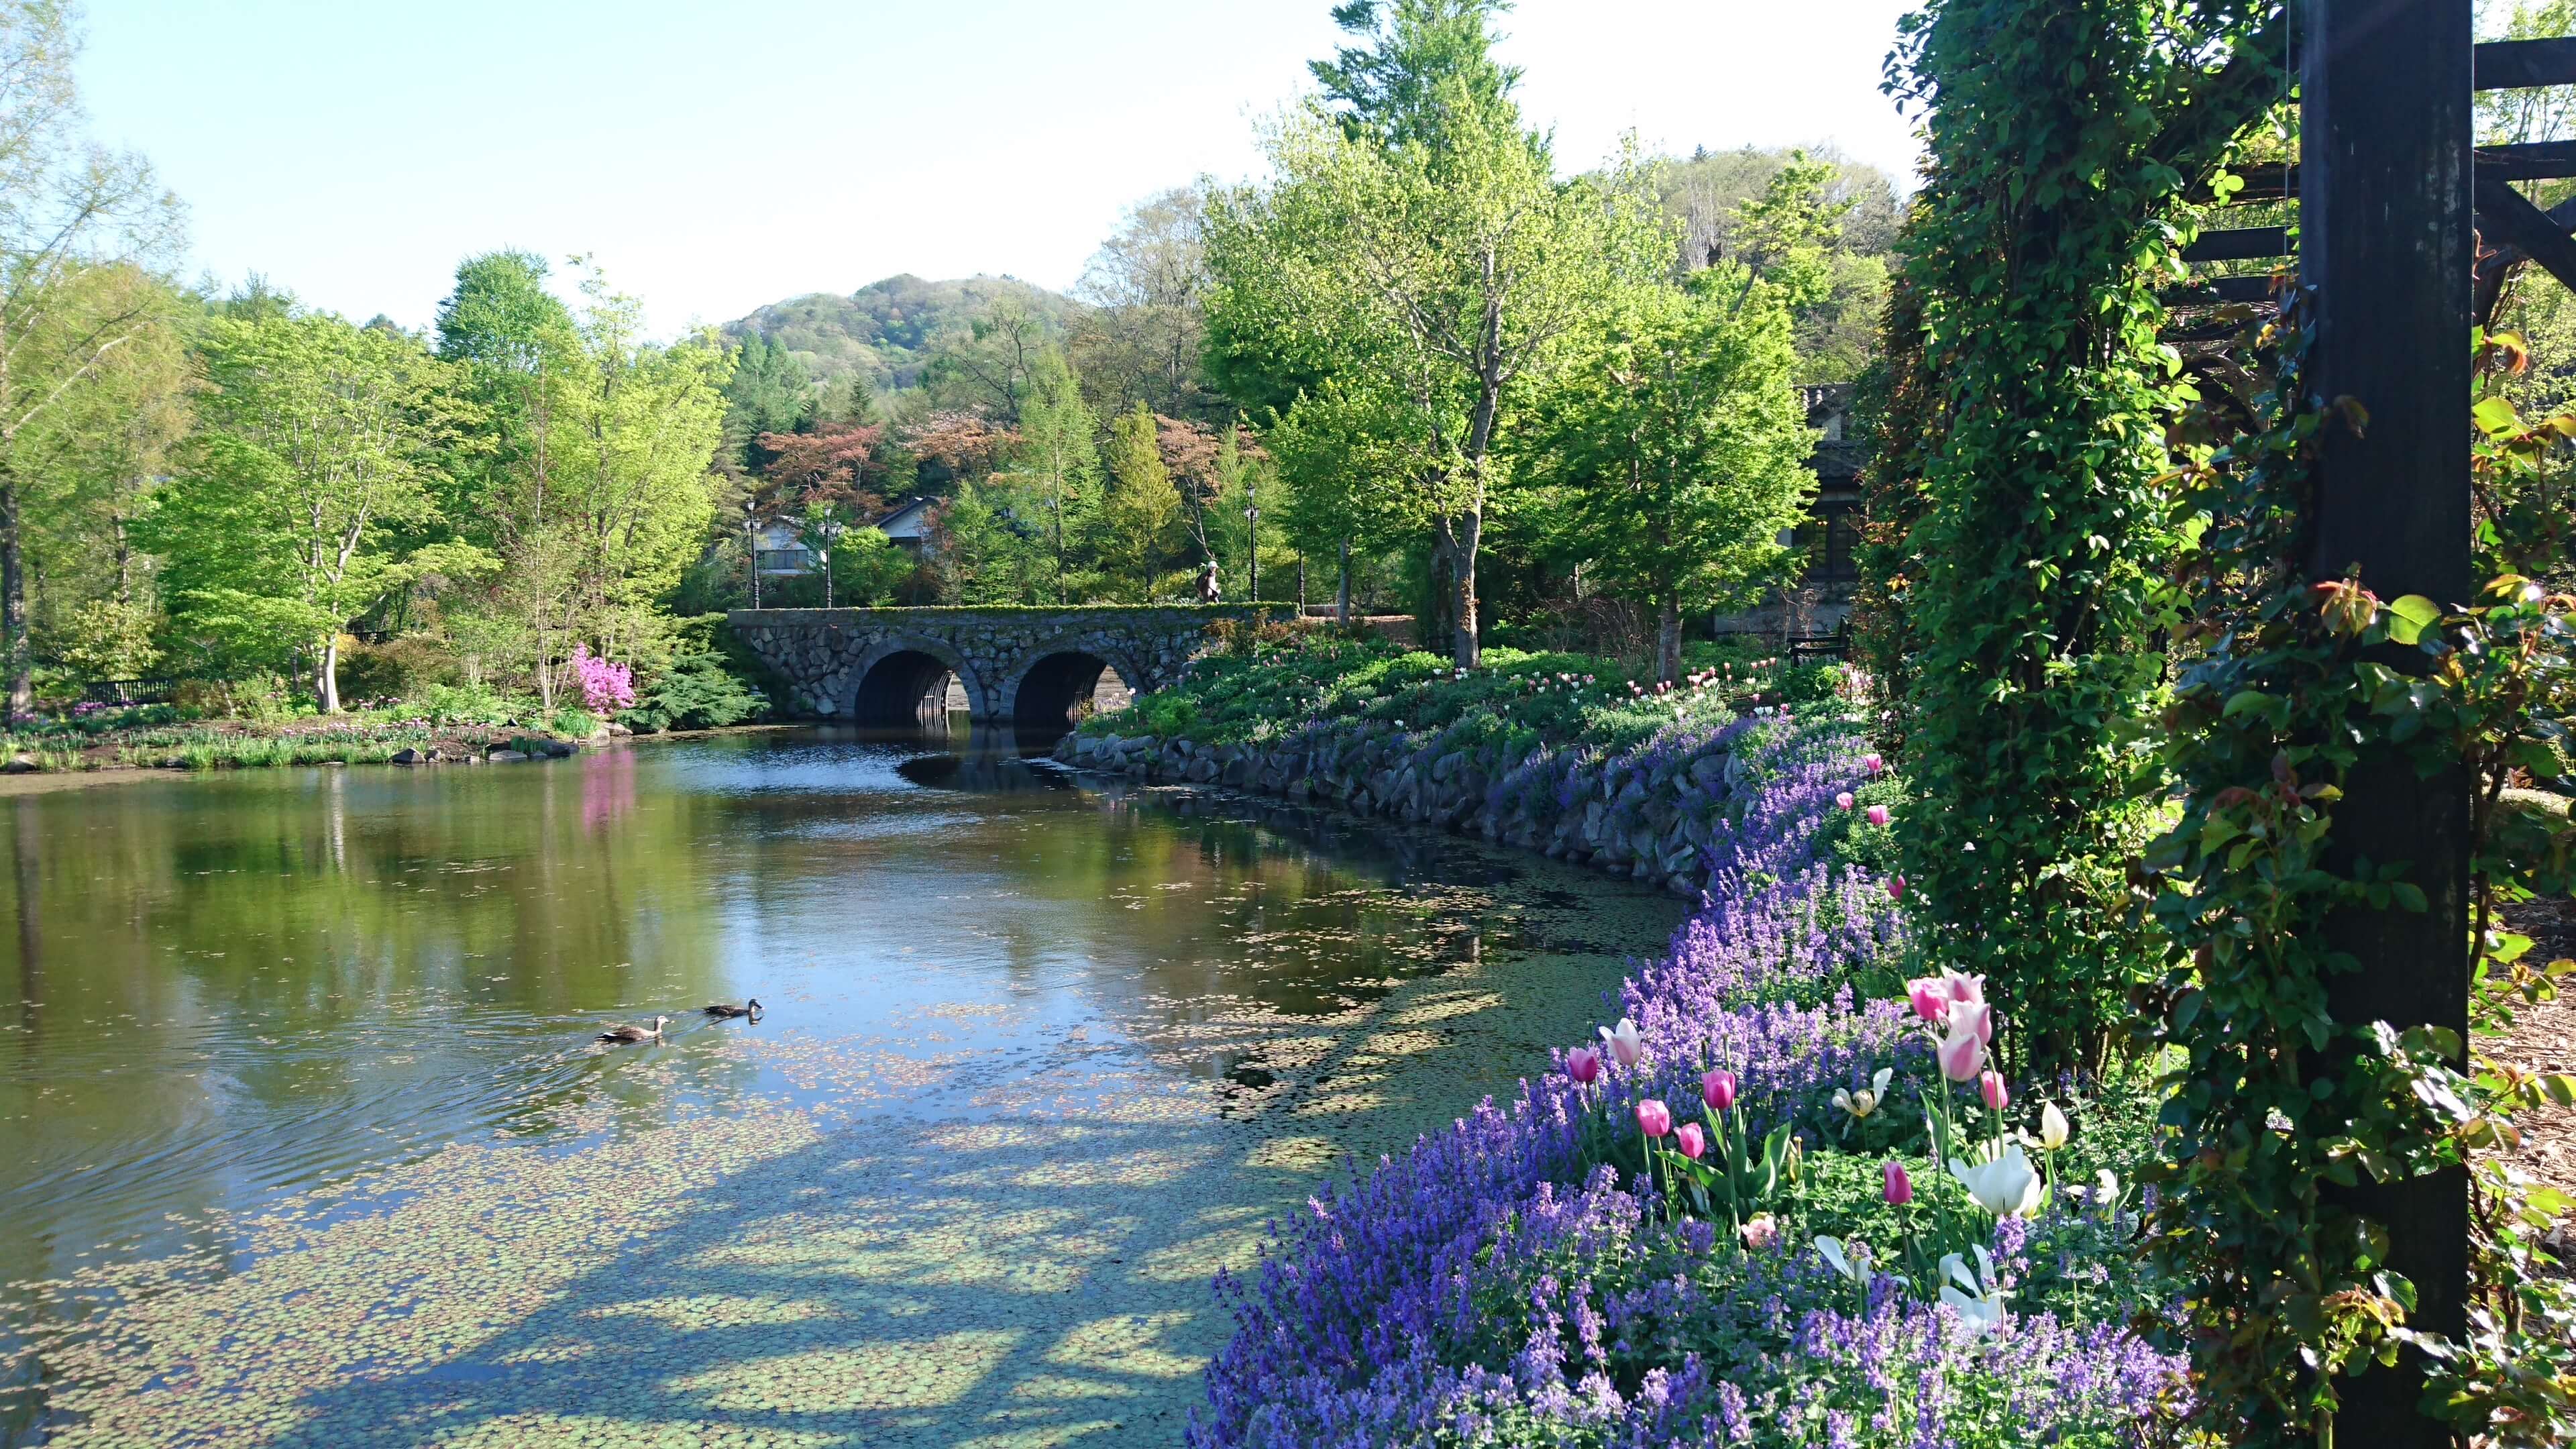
[76, 0, 1921, 337]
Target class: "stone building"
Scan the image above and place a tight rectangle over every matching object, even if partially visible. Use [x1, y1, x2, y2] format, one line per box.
[1711, 383, 1864, 645]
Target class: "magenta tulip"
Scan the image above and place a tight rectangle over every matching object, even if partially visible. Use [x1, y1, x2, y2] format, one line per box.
[1702, 1068, 1738, 1112]
[1565, 1046, 1601, 1084]
[1864, 753, 1884, 775]
[1907, 978, 1948, 1024]
[1980, 1069, 2010, 1112]
[1674, 1122, 1707, 1160]
[1937, 1017, 1985, 1082]
[1866, 805, 1890, 827]
[1635, 1098, 1672, 1138]
[1887, 874, 1907, 900]
[1883, 1159, 1914, 1205]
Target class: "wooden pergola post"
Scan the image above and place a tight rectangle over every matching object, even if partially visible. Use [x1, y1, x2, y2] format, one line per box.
[2300, 0, 2472, 1436]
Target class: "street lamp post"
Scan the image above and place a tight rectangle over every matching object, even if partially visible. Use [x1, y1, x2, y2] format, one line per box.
[742, 499, 761, 610]
[1243, 478, 1259, 605]
[818, 515, 845, 609]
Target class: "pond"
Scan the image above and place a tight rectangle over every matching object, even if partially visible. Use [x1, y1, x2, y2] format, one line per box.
[0, 729, 1685, 1448]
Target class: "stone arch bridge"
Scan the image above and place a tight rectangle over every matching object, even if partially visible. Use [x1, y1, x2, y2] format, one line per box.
[727, 606, 1291, 733]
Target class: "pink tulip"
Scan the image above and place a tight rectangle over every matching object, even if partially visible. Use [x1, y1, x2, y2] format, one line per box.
[1674, 1122, 1707, 1160]
[1864, 753, 1884, 775]
[1835, 792, 1855, 810]
[1566, 1046, 1601, 1084]
[1702, 1068, 1738, 1112]
[1937, 1021, 1984, 1082]
[1635, 1098, 1672, 1138]
[1951, 999, 1994, 1049]
[1740, 1214, 1779, 1248]
[1906, 979, 1949, 1024]
[1980, 1069, 2010, 1112]
[1943, 972, 1986, 1006]
[1866, 805, 1890, 827]
[1886, 875, 1907, 900]
[1883, 1160, 1913, 1205]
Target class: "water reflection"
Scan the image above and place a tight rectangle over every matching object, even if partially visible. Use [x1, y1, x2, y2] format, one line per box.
[0, 728, 1670, 1442]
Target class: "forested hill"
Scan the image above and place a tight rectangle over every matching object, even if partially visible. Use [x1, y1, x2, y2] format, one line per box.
[722, 274, 1084, 395]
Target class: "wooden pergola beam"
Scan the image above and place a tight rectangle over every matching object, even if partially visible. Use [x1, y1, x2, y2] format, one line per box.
[2300, 1, 2473, 1440]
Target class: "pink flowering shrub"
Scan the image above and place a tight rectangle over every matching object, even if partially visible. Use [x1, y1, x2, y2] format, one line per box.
[568, 645, 635, 714]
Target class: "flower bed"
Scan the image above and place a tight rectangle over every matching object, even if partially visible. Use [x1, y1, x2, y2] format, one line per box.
[1188, 714, 2189, 1448]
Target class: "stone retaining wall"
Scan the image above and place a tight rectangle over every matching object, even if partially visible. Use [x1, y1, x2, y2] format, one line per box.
[1056, 716, 1774, 900]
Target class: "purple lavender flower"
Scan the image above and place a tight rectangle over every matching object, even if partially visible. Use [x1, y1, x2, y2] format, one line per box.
[1190, 720, 2184, 1449]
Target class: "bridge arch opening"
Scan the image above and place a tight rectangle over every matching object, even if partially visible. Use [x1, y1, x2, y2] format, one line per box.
[851, 649, 968, 731]
[1013, 651, 1135, 739]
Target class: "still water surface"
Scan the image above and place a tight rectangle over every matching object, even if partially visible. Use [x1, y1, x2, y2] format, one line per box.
[0, 728, 1679, 1445]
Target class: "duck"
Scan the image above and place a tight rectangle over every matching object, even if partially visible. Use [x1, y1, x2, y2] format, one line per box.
[703, 999, 763, 1019]
[596, 1015, 669, 1043]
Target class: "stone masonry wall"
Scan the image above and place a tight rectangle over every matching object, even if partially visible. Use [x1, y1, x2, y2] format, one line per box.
[727, 606, 1288, 722]
[1055, 714, 1780, 901]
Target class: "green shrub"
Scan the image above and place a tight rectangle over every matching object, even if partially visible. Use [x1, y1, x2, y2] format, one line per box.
[415, 682, 527, 727]
[620, 649, 767, 732]
[337, 637, 458, 702]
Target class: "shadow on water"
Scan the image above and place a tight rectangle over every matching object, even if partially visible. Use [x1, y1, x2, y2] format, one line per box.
[0, 725, 1685, 1446]
[152, 1105, 1290, 1446]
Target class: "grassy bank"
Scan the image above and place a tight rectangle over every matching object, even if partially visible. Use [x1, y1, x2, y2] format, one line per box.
[0, 704, 592, 774]
[1064, 631, 1890, 902]
[1093, 631, 1847, 757]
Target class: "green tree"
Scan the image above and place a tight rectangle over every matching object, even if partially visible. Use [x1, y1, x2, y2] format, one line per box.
[1725, 152, 1888, 383]
[19, 262, 189, 682]
[0, 1, 184, 710]
[1265, 388, 1405, 622]
[1528, 267, 1813, 682]
[1308, 0, 1521, 146]
[721, 333, 813, 470]
[1010, 348, 1100, 601]
[1097, 405, 1179, 598]
[433, 250, 581, 554]
[1206, 68, 1667, 664]
[158, 309, 480, 710]
[529, 266, 729, 706]
[928, 480, 1042, 604]
[436, 258, 729, 710]
[1071, 186, 1216, 421]
[920, 294, 1053, 425]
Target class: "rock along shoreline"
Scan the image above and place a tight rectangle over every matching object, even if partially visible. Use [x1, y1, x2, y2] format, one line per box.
[1055, 713, 1787, 902]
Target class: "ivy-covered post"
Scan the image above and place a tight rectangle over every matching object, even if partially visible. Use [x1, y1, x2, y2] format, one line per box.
[2301, 0, 2471, 1434]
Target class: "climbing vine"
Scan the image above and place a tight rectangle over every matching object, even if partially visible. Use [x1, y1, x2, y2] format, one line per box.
[2140, 299, 2576, 1444]
[1878, 0, 2285, 1077]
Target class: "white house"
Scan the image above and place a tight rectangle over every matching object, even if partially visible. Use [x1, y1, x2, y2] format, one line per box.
[754, 496, 945, 580]
[753, 519, 815, 577]
[871, 496, 938, 554]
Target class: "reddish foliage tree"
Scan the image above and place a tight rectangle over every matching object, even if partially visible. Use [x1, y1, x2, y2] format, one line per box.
[902, 411, 1019, 484]
[757, 423, 885, 516]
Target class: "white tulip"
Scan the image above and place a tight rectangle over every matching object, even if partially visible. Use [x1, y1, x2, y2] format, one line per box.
[1937, 1245, 2010, 1336]
[1812, 1235, 1864, 1284]
[2038, 1102, 2070, 1150]
[1599, 1018, 1645, 1070]
[1939, 1283, 2009, 1336]
[1948, 1143, 2044, 1218]
[1833, 1067, 1896, 1124]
